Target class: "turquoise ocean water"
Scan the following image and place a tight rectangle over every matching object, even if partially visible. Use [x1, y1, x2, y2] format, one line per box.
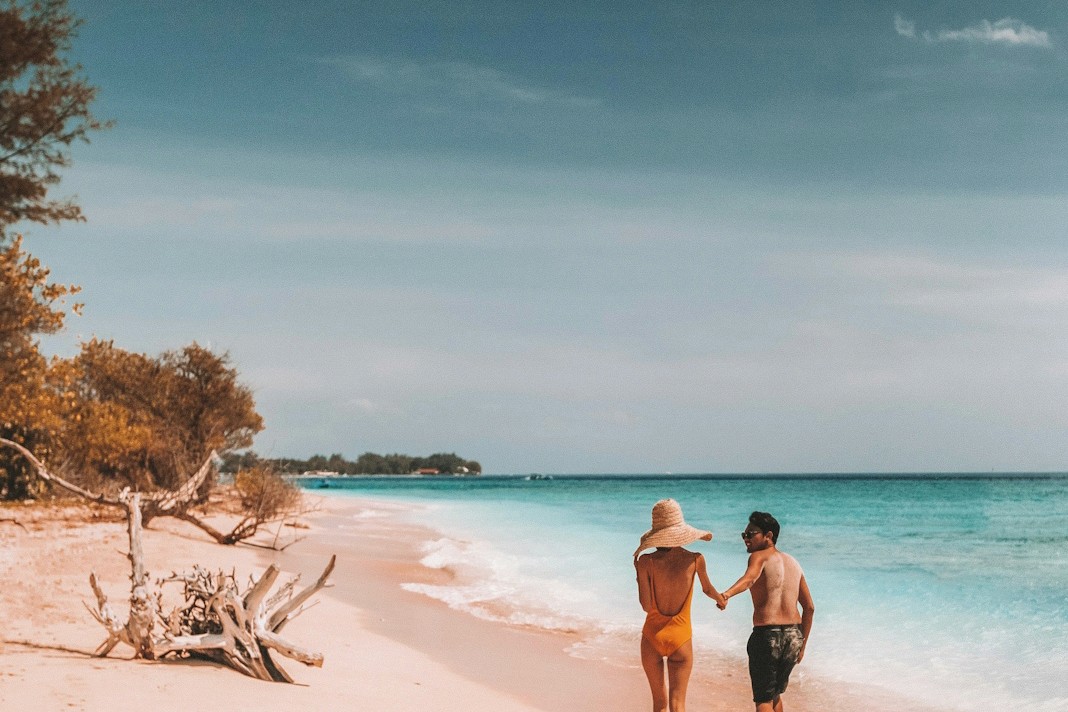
[302, 474, 1068, 711]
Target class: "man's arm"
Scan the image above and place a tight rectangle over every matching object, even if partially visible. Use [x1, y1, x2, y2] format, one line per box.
[721, 550, 769, 602]
[796, 573, 814, 663]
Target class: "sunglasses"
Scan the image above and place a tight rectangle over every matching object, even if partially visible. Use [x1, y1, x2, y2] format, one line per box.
[741, 530, 761, 540]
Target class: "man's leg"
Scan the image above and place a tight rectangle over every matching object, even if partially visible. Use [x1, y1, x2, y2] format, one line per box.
[748, 628, 779, 712]
[754, 696, 782, 712]
[768, 627, 802, 712]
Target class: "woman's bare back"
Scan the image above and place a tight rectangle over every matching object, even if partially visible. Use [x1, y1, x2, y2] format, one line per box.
[642, 548, 699, 615]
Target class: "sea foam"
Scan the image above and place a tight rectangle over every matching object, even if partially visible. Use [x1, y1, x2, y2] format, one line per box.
[402, 536, 601, 633]
[315, 474, 1068, 711]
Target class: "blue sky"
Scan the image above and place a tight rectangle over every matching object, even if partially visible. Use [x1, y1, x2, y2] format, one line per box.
[22, 1, 1068, 472]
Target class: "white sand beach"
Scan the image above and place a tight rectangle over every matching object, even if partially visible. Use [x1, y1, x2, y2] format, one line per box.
[0, 494, 940, 711]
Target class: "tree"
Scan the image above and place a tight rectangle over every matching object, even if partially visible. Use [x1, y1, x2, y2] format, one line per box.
[325, 452, 349, 473]
[0, 234, 79, 497]
[53, 338, 264, 495]
[219, 449, 261, 473]
[0, 0, 106, 497]
[0, 0, 110, 227]
[1, 245, 265, 502]
[304, 454, 328, 472]
[416, 452, 469, 474]
[354, 451, 387, 474]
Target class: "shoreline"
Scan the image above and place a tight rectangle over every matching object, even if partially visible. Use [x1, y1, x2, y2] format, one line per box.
[297, 492, 943, 712]
[273, 494, 653, 711]
[0, 498, 552, 711]
[0, 493, 943, 711]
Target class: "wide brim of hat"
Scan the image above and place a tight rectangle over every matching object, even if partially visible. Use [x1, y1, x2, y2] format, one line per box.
[634, 523, 713, 557]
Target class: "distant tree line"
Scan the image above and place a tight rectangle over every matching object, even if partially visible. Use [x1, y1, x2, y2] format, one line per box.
[222, 451, 482, 476]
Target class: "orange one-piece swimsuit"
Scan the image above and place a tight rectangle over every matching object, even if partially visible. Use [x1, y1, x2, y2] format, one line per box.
[642, 565, 697, 657]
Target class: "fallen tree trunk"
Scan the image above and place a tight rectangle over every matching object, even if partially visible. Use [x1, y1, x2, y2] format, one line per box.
[0, 437, 215, 519]
[0, 438, 300, 549]
[0, 438, 118, 505]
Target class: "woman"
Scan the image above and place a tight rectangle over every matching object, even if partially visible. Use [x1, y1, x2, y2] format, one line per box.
[634, 499, 725, 712]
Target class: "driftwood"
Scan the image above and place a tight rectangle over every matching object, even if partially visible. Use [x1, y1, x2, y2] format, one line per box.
[86, 546, 336, 681]
[151, 556, 336, 681]
[0, 437, 215, 521]
[82, 494, 154, 657]
[1, 438, 335, 682]
[0, 438, 300, 547]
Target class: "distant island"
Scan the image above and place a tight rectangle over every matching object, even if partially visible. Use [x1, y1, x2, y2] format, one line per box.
[221, 450, 482, 476]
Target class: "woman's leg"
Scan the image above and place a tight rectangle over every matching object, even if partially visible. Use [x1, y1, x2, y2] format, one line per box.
[640, 637, 668, 712]
[666, 639, 694, 712]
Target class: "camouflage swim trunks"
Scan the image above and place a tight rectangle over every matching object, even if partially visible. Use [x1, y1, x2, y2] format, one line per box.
[747, 624, 804, 704]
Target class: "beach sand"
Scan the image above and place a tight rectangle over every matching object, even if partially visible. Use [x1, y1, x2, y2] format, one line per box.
[0, 494, 937, 711]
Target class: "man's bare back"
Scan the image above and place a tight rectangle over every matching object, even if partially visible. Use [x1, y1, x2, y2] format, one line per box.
[749, 549, 804, 626]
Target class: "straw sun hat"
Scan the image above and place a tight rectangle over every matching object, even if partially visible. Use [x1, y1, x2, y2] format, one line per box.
[634, 499, 712, 558]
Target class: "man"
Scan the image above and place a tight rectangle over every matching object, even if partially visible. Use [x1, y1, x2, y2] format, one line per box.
[719, 511, 814, 712]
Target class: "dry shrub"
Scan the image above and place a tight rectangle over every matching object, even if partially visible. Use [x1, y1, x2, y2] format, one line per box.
[233, 465, 301, 533]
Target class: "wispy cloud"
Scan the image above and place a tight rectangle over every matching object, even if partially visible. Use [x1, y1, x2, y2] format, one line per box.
[344, 397, 403, 417]
[895, 15, 1052, 48]
[893, 14, 916, 39]
[323, 56, 600, 108]
[790, 251, 1068, 317]
[934, 18, 1051, 47]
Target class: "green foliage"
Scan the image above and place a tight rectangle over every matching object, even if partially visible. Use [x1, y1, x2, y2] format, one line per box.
[0, 0, 111, 227]
[219, 449, 260, 473]
[230, 451, 483, 476]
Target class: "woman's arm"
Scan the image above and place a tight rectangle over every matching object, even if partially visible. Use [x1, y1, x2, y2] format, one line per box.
[635, 555, 654, 612]
[695, 553, 726, 607]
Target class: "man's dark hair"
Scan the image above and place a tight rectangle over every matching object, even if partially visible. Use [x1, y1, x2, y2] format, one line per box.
[749, 511, 780, 544]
